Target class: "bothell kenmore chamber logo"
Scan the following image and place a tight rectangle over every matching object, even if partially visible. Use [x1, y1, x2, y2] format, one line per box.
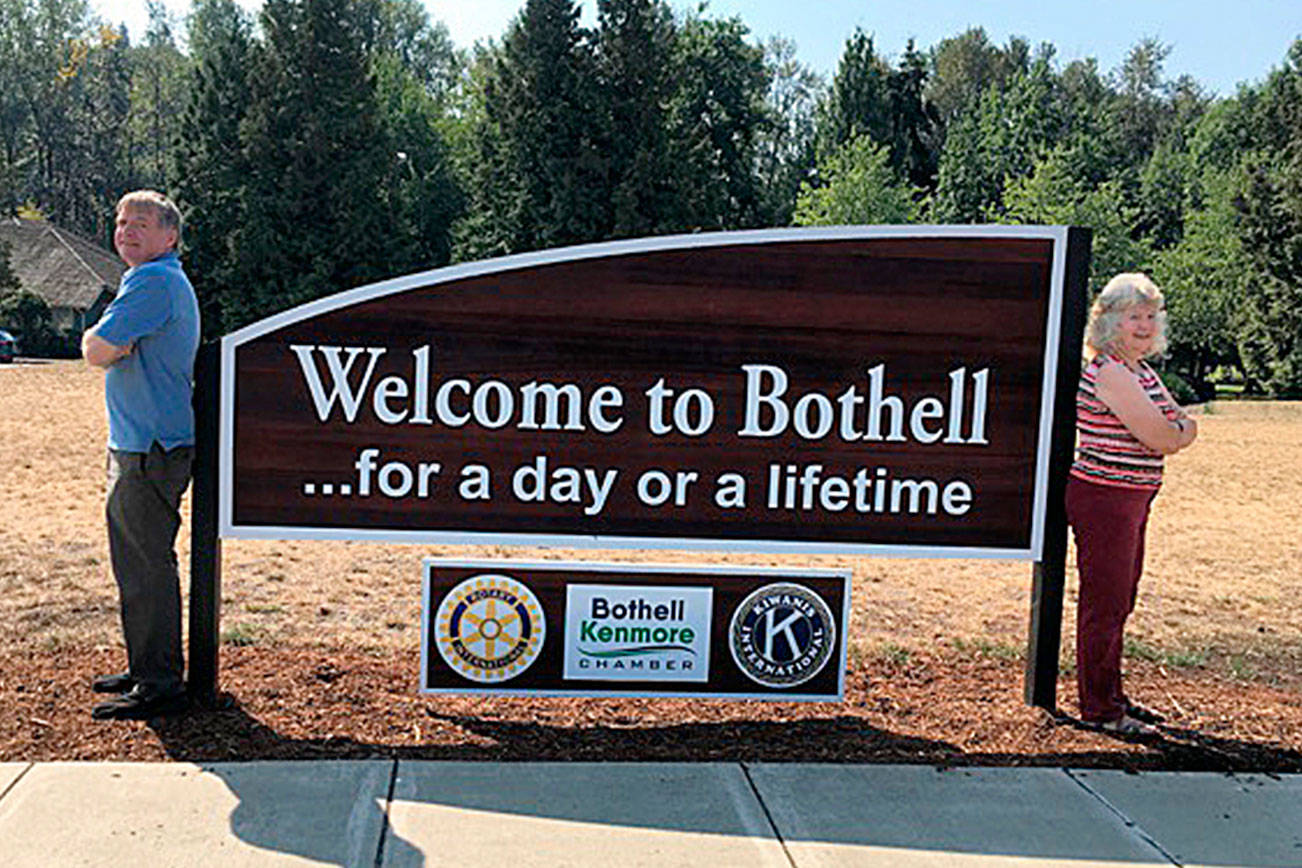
[435, 574, 545, 683]
[729, 583, 835, 688]
[564, 585, 712, 682]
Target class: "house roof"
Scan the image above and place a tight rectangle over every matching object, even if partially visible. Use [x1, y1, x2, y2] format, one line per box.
[0, 217, 123, 311]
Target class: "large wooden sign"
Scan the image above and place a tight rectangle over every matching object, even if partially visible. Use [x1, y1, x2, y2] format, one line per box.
[219, 227, 1078, 559]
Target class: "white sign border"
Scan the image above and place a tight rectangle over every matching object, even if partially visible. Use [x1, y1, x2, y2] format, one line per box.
[220, 225, 1071, 561]
[419, 558, 852, 702]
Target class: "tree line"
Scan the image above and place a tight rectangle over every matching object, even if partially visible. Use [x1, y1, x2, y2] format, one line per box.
[0, 0, 1299, 396]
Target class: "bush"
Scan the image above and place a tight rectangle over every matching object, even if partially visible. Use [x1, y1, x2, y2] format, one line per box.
[1160, 368, 1199, 405]
[0, 290, 60, 357]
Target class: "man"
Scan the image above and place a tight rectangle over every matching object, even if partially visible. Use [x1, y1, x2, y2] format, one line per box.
[82, 190, 199, 720]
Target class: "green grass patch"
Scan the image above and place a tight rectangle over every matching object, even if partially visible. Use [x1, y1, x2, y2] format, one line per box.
[1228, 655, 1258, 681]
[1163, 647, 1210, 667]
[1123, 636, 1163, 662]
[1124, 636, 1208, 668]
[952, 637, 1023, 661]
[221, 622, 265, 647]
[874, 642, 913, 666]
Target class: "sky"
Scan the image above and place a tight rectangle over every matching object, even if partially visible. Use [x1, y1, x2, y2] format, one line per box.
[92, 0, 1299, 98]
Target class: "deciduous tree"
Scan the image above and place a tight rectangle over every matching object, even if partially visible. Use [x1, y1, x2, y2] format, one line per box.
[793, 135, 917, 226]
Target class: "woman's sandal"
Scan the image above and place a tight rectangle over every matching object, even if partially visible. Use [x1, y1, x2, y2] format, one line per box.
[1096, 714, 1159, 737]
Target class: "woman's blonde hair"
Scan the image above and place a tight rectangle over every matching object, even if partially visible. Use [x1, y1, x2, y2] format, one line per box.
[1084, 272, 1167, 358]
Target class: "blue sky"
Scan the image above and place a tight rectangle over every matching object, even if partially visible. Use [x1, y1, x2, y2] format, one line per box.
[95, 0, 1299, 97]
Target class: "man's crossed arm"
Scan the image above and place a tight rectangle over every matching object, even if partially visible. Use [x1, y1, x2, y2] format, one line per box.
[82, 329, 132, 368]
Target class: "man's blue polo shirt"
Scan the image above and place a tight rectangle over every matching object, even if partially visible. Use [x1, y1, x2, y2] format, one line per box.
[95, 251, 200, 452]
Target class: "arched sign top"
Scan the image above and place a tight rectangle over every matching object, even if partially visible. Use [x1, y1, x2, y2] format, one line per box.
[222, 225, 1069, 346]
[219, 225, 1083, 560]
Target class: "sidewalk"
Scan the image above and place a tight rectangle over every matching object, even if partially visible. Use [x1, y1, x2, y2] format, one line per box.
[1, 761, 1299, 866]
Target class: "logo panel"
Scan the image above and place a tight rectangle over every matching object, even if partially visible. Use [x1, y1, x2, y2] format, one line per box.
[564, 584, 712, 682]
[435, 574, 545, 683]
[729, 582, 835, 688]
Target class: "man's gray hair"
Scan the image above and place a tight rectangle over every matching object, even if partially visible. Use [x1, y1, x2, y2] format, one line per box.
[116, 190, 182, 245]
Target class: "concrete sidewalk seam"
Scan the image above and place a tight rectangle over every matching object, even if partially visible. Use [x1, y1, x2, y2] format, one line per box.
[372, 758, 400, 868]
[0, 762, 33, 804]
[740, 762, 798, 868]
[1063, 769, 1183, 866]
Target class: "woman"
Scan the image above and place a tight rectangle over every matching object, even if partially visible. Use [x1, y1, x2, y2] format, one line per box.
[1067, 272, 1197, 735]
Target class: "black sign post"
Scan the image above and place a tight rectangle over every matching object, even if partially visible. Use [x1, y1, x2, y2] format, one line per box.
[188, 341, 222, 704]
[1024, 227, 1091, 709]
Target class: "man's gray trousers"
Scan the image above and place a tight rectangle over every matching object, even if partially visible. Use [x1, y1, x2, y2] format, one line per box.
[106, 445, 193, 693]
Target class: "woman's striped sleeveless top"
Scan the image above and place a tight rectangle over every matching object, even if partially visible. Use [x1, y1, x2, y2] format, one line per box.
[1071, 354, 1178, 489]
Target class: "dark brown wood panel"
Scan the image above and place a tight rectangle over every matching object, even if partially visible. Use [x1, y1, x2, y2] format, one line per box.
[227, 234, 1062, 551]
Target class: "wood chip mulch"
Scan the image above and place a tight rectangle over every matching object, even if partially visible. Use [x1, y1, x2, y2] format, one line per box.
[3, 646, 1299, 772]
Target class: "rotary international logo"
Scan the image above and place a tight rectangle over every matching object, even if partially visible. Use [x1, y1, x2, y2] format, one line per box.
[436, 574, 545, 683]
[729, 582, 835, 688]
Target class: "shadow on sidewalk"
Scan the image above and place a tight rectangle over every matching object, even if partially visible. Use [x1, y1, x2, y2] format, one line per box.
[136, 696, 1302, 867]
[140, 696, 962, 866]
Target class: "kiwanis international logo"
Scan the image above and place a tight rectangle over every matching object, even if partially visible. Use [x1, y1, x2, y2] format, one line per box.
[729, 582, 835, 688]
[436, 574, 545, 683]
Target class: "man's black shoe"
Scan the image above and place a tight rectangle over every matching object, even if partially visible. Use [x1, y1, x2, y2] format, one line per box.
[92, 672, 135, 694]
[91, 686, 189, 721]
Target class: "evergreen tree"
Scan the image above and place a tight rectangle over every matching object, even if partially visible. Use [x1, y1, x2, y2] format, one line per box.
[372, 49, 463, 274]
[926, 28, 1018, 127]
[929, 105, 993, 222]
[595, 0, 676, 237]
[369, 0, 464, 105]
[0, 0, 33, 216]
[5, 0, 132, 239]
[1235, 39, 1302, 396]
[1136, 140, 1192, 250]
[663, 12, 768, 231]
[450, 46, 528, 261]
[455, 0, 604, 259]
[1106, 38, 1175, 176]
[170, 0, 253, 337]
[885, 40, 939, 191]
[227, 0, 402, 327]
[45, 21, 134, 242]
[814, 29, 890, 159]
[80, 25, 134, 241]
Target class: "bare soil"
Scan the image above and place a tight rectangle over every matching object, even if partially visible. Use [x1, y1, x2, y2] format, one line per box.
[1, 361, 1300, 768]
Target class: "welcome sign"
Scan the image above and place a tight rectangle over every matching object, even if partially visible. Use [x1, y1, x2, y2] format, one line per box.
[218, 227, 1078, 559]
[421, 559, 851, 700]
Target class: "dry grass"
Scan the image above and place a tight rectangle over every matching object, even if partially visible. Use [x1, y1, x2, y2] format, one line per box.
[2, 361, 1300, 687]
